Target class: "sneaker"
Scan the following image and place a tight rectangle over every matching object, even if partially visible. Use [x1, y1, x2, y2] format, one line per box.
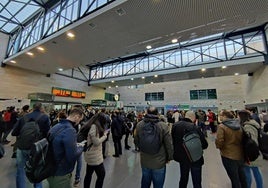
[73, 179, 80, 187]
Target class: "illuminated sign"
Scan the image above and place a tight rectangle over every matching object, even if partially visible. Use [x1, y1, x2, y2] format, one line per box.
[52, 87, 86, 98]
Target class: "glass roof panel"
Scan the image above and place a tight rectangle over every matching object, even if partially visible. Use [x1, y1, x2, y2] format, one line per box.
[0, 0, 42, 33]
[6, 2, 24, 15]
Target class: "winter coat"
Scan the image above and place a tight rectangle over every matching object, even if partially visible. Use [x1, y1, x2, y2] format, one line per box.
[84, 124, 107, 166]
[215, 119, 244, 161]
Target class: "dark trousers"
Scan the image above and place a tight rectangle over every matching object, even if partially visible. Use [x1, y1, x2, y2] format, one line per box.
[84, 163, 105, 188]
[209, 122, 217, 133]
[179, 162, 202, 188]
[221, 156, 247, 188]
[124, 131, 130, 148]
[113, 136, 122, 156]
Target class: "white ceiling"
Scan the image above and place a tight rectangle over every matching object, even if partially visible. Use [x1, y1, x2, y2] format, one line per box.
[3, 0, 268, 86]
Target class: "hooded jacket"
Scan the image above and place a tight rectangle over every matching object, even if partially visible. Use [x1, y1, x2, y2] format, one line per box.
[134, 114, 173, 169]
[215, 119, 244, 160]
[243, 119, 262, 166]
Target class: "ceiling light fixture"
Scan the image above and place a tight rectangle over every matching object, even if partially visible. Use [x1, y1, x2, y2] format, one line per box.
[111, 80, 115, 83]
[115, 85, 118, 88]
[67, 32, 75, 38]
[58, 68, 63, 71]
[108, 86, 111, 89]
[131, 78, 134, 80]
[142, 76, 145, 79]
[201, 68, 206, 72]
[10, 60, 16, 64]
[222, 66, 227, 69]
[146, 45, 152, 49]
[26, 52, 34, 56]
[171, 39, 178, 43]
[150, 82, 154, 84]
[154, 75, 158, 78]
[234, 73, 239, 76]
[37, 47, 45, 51]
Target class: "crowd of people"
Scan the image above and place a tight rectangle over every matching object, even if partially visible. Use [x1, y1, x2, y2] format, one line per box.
[0, 103, 267, 188]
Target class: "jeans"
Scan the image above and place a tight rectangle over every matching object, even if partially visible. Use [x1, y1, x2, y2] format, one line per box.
[84, 163, 105, 188]
[141, 166, 166, 188]
[221, 156, 247, 188]
[179, 162, 202, 188]
[244, 166, 263, 188]
[75, 154, 82, 180]
[16, 149, 42, 188]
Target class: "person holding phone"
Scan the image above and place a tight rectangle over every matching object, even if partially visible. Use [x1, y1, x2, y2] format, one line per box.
[83, 112, 109, 188]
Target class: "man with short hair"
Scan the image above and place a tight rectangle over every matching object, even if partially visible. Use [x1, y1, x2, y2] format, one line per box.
[134, 106, 173, 188]
[47, 108, 85, 188]
[12, 102, 50, 188]
[172, 111, 208, 188]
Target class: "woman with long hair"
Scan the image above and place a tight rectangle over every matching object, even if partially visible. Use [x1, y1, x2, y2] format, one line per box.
[238, 110, 263, 188]
[83, 112, 110, 188]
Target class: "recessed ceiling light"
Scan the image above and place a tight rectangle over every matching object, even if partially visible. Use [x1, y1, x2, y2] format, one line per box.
[67, 32, 75, 38]
[142, 76, 145, 79]
[150, 82, 154, 84]
[234, 73, 239, 76]
[131, 78, 134, 80]
[37, 46, 45, 51]
[58, 68, 63, 71]
[146, 45, 152, 49]
[171, 39, 178, 43]
[26, 52, 34, 56]
[222, 66, 227, 69]
[154, 75, 158, 78]
[10, 60, 16, 64]
[201, 68, 206, 72]
[115, 85, 118, 88]
[111, 80, 115, 83]
[108, 86, 111, 88]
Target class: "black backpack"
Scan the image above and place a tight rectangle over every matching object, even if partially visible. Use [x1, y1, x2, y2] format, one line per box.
[17, 114, 44, 150]
[25, 127, 64, 183]
[242, 127, 260, 162]
[138, 121, 161, 155]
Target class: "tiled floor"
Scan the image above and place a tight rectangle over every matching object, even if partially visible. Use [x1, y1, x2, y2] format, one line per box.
[0, 134, 267, 188]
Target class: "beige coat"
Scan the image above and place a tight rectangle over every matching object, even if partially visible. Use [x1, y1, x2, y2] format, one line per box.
[84, 124, 107, 165]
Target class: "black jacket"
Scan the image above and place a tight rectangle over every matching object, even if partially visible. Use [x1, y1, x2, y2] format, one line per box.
[171, 118, 208, 166]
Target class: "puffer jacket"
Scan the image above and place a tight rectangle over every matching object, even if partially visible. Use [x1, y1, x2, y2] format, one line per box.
[84, 124, 107, 165]
[134, 114, 173, 169]
[215, 119, 244, 161]
[243, 119, 262, 166]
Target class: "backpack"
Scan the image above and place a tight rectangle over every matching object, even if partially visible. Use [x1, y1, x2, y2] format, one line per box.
[242, 127, 260, 162]
[25, 127, 64, 183]
[138, 121, 161, 155]
[258, 129, 268, 160]
[182, 127, 203, 162]
[17, 114, 44, 150]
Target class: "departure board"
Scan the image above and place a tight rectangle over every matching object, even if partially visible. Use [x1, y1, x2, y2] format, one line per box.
[52, 87, 86, 98]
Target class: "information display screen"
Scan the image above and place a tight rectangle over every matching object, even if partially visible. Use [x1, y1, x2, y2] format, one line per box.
[52, 87, 86, 98]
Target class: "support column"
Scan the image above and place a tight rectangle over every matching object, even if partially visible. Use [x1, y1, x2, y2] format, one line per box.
[0, 32, 9, 67]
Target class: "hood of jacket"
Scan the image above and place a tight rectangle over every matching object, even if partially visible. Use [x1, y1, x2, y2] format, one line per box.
[143, 114, 159, 123]
[222, 119, 241, 130]
[244, 119, 260, 129]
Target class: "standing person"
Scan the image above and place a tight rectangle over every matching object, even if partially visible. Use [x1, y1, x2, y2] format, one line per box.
[215, 110, 247, 188]
[207, 109, 217, 134]
[172, 111, 208, 188]
[83, 112, 109, 188]
[47, 108, 85, 188]
[12, 102, 50, 188]
[238, 110, 263, 188]
[11, 105, 30, 158]
[111, 110, 124, 157]
[134, 106, 173, 188]
[196, 109, 207, 137]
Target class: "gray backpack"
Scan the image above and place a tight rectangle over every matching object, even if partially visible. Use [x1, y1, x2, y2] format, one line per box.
[182, 128, 203, 162]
